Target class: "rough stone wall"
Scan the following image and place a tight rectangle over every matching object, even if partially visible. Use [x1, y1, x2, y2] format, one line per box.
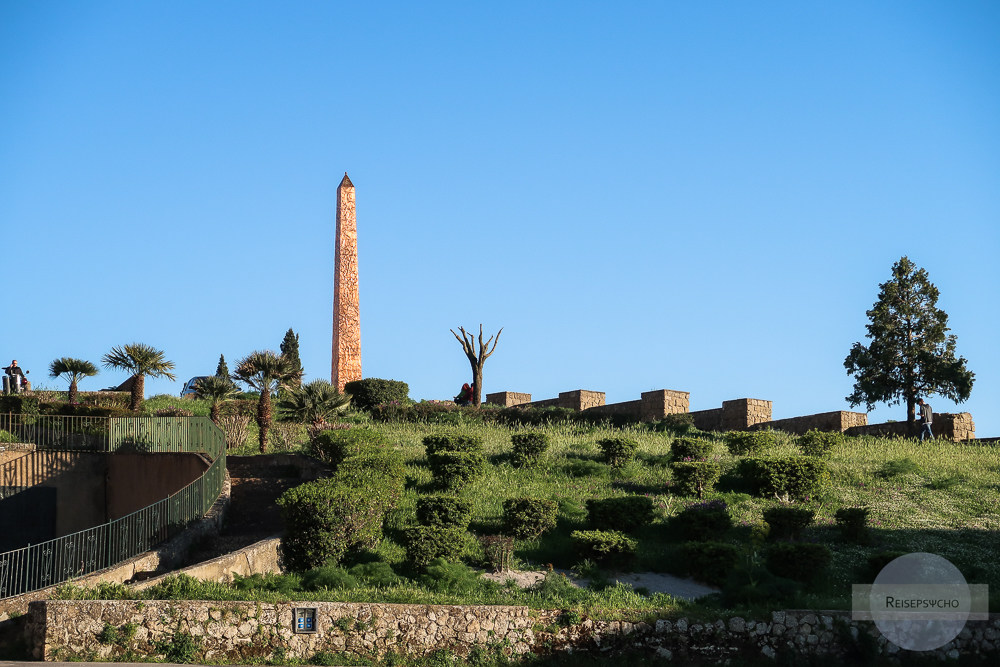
[753, 411, 868, 435]
[721, 399, 772, 430]
[640, 390, 690, 422]
[689, 408, 723, 431]
[331, 173, 362, 392]
[846, 414, 975, 442]
[27, 602, 1000, 663]
[584, 400, 642, 419]
[558, 390, 605, 411]
[484, 392, 532, 408]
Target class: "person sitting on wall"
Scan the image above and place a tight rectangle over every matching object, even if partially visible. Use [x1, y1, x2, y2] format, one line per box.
[454, 382, 473, 406]
[3, 359, 28, 394]
[916, 397, 934, 441]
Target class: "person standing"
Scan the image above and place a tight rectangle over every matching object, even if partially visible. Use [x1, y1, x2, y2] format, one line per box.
[916, 398, 934, 441]
[3, 360, 27, 393]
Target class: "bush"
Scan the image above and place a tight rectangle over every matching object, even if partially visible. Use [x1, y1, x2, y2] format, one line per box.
[669, 437, 714, 462]
[569, 530, 637, 567]
[670, 499, 732, 542]
[669, 461, 722, 498]
[402, 526, 467, 569]
[510, 432, 550, 467]
[502, 498, 558, 539]
[651, 412, 695, 434]
[423, 433, 484, 456]
[427, 450, 485, 490]
[762, 506, 815, 541]
[681, 541, 740, 586]
[834, 507, 870, 544]
[586, 496, 655, 533]
[300, 566, 358, 591]
[153, 406, 194, 417]
[798, 429, 843, 457]
[725, 430, 778, 456]
[276, 479, 395, 571]
[335, 451, 406, 497]
[309, 427, 390, 467]
[740, 456, 827, 500]
[0, 429, 18, 443]
[765, 542, 832, 584]
[343, 378, 410, 412]
[597, 437, 638, 467]
[478, 535, 515, 573]
[38, 402, 132, 418]
[416, 495, 474, 529]
[877, 457, 922, 478]
[0, 395, 39, 417]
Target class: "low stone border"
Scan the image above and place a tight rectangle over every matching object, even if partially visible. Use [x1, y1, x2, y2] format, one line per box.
[24, 600, 1000, 663]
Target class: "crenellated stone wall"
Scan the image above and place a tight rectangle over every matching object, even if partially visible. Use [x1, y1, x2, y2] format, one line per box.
[721, 399, 772, 430]
[484, 392, 532, 408]
[752, 411, 868, 435]
[25, 601, 1000, 663]
[846, 413, 975, 442]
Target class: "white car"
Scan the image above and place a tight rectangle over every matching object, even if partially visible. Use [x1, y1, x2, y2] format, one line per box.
[180, 376, 211, 397]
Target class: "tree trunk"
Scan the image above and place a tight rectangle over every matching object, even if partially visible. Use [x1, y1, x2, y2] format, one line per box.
[68, 380, 78, 405]
[258, 389, 272, 453]
[471, 367, 483, 407]
[211, 401, 220, 424]
[131, 375, 144, 412]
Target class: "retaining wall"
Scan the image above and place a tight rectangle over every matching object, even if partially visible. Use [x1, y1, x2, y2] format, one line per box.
[25, 601, 1000, 663]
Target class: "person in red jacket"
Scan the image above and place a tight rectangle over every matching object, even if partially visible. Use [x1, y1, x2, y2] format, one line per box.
[454, 383, 473, 406]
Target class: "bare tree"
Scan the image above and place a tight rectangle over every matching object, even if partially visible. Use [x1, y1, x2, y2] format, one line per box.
[450, 325, 502, 407]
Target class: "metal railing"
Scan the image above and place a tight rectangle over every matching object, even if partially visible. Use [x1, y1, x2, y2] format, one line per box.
[0, 415, 225, 598]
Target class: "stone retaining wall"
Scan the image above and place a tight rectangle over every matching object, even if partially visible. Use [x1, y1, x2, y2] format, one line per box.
[753, 411, 868, 435]
[845, 413, 975, 442]
[25, 601, 1000, 663]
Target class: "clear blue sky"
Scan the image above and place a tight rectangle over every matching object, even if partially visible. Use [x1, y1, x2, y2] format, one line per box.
[2, 1, 998, 435]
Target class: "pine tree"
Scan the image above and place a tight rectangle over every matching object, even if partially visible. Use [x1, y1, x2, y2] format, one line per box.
[216, 354, 229, 379]
[844, 256, 974, 430]
[280, 328, 303, 388]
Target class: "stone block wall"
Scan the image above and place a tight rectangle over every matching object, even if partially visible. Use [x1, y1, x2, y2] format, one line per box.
[753, 411, 868, 435]
[640, 390, 691, 422]
[689, 407, 724, 431]
[846, 413, 975, 442]
[26, 601, 1000, 663]
[484, 392, 532, 408]
[584, 400, 642, 419]
[721, 399, 773, 430]
[558, 390, 605, 411]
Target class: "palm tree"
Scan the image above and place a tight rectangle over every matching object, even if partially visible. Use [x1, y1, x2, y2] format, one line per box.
[232, 350, 297, 453]
[193, 375, 240, 424]
[48, 357, 99, 404]
[277, 379, 351, 427]
[102, 343, 177, 412]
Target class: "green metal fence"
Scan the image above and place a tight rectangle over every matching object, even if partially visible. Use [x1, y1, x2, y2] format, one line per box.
[0, 416, 225, 598]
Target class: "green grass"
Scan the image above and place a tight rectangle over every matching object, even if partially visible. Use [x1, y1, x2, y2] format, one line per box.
[59, 418, 1000, 618]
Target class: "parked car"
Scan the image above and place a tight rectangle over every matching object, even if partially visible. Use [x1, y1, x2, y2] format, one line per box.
[180, 376, 211, 398]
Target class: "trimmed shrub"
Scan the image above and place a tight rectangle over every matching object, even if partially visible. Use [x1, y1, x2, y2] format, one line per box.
[343, 378, 410, 412]
[428, 450, 485, 490]
[866, 551, 907, 581]
[310, 427, 390, 468]
[681, 541, 740, 587]
[765, 542, 832, 584]
[423, 433, 484, 456]
[835, 507, 870, 544]
[569, 529, 637, 567]
[153, 406, 194, 417]
[0, 429, 19, 443]
[416, 495, 474, 529]
[669, 461, 722, 498]
[762, 506, 815, 541]
[335, 451, 406, 498]
[669, 437, 713, 462]
[402, 526, 467, 569]
[276, 479, 392, 571]
[725, 430, 779, 456]
[597, 437, 638, 467]
[510, 432, 550, 467]
[670, 499, 732, 542]
[651, 412, 695, 434]
[502, 498, 558, 539]
[0, 395, 39, 417]
[39, 402, 132, 418]
[586, 496, 656, 533]
[740, 456, 827, 500]
[798, 429, 843, 457]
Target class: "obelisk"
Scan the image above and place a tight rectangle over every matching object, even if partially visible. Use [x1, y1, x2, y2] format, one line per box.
[332, 172, 361, 391]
